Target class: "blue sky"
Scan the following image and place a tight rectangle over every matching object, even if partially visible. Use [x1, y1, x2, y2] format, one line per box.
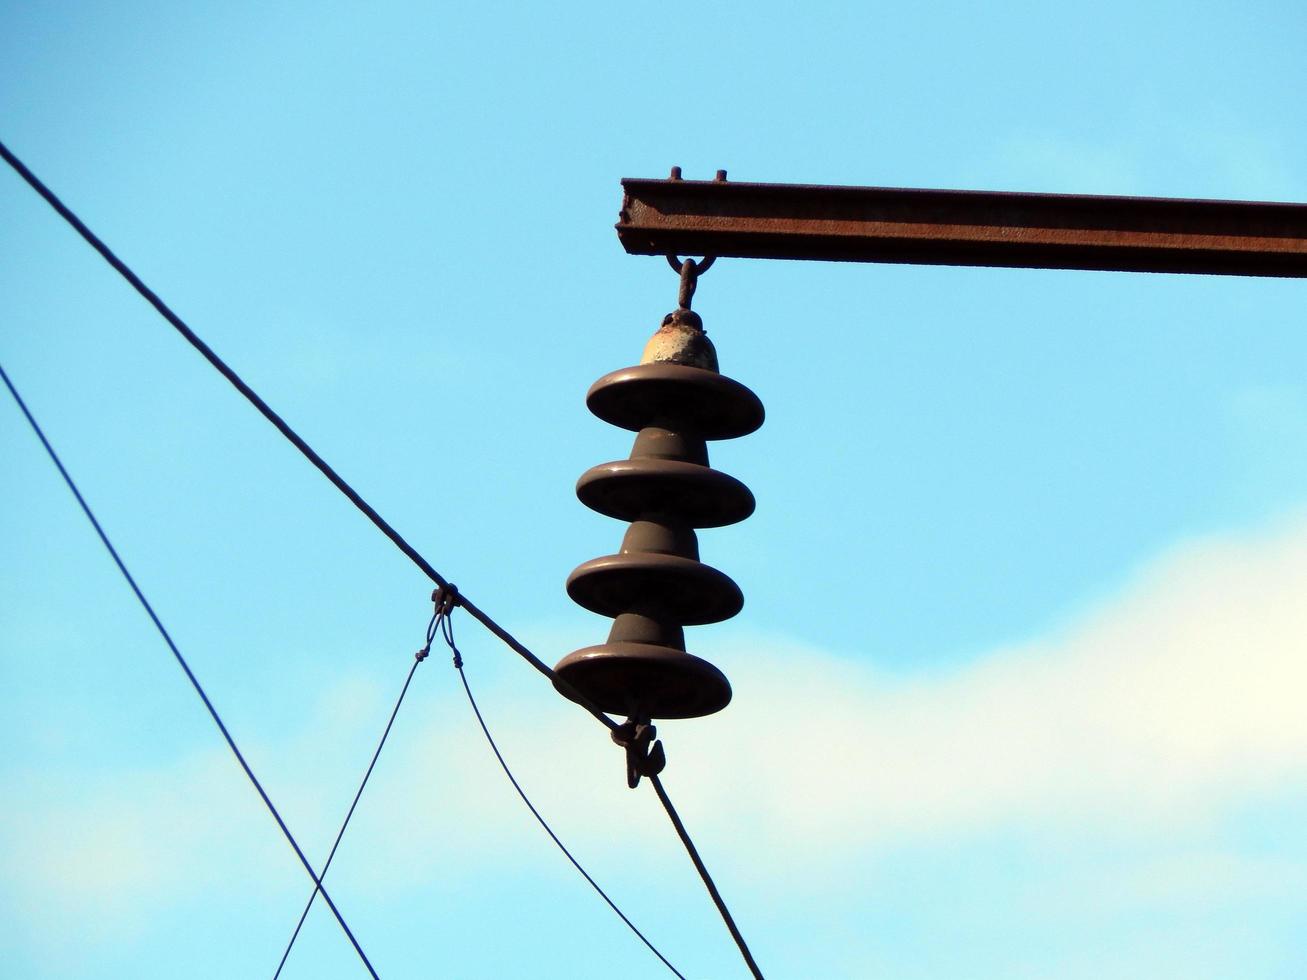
[4, 1, 1307, 977]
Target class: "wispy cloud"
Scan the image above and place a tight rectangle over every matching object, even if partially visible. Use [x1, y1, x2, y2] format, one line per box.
[8, 513, 1307, 957]
[685, 513, 1307, 857]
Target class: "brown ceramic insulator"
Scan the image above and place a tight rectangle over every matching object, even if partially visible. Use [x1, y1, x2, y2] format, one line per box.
[553, 644, 731, 719]
[566, 518, 743, 625]
[555, 312, 761, 722]
[554, 608, 732, 719]
[586, 364, 764, 440]
[628, 426, 710, 465]
[566, 552, 743, 625]
[605, 609, 685, 646]
[576, 458, 755, 527]
[577, 423, 753, 527]
[618, 518, 700, 559]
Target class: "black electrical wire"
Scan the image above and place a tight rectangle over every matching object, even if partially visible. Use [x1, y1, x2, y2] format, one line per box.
[650, 774, 765, 979]
[0, 360, 380, 980]
[437, 612, 686, 980]
[0, 137, 614, 735]
[272, 611, 437, 980]
[2, 137, 763, 979]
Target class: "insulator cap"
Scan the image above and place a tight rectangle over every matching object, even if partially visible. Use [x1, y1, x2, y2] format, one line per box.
[641, 309, 718, 369]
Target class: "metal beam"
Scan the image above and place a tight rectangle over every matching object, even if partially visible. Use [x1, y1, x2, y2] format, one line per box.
[618, 176, 1307, 278]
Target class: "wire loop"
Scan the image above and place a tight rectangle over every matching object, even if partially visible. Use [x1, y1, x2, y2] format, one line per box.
[446, 615, 685, 979]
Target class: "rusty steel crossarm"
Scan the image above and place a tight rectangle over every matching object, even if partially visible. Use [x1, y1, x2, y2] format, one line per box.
[617, 177, 1307, 278]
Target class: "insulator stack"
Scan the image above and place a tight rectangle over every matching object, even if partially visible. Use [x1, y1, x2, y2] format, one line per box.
[555, 307, 763, 721]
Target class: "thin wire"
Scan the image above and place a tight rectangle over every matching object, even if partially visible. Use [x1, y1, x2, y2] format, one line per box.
[4, 138, 762, 976]
[0, 137, 616, 734]
[0, 360, 379, 980]
[650, 774, 765, 979]
[439, 613, 686, 980]
[272, 610, 437, 980]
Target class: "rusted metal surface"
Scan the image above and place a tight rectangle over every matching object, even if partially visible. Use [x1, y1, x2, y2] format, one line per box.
[618, 176, 1307, 277]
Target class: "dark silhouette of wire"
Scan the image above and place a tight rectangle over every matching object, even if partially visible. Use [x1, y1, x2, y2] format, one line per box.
[273, 612, 436, 980]
[0, 360, 380, 979]
[649, 774, 765, 979]
[0, 137, 615, 735]
[438, 613, 686, 979]
[3, 138, 762, 978]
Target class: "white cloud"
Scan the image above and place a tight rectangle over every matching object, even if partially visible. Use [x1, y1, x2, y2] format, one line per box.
[2, 749, 290, 958]
[683, 513, 1307, 857]
[9, 513, 1307, 929]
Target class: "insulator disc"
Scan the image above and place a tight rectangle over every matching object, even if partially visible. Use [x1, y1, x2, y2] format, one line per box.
[567, 553, 743, 625]
[587, 364, 764, 439]
[576, 459, 755, 527]
[553, 642, 732, 719]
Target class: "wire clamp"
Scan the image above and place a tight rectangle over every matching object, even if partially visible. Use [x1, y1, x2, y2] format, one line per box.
[430, 583, 464, 668]
[432, 582, 460, 615]
[417, 584, 461, 663]
[612, 714, 667, 789]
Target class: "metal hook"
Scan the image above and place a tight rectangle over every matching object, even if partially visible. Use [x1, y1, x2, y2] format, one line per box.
[665, 254, 717, 276]
[665, 255, 716, 311]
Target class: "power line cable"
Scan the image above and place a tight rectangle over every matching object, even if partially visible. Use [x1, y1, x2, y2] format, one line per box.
[437, 608, 687, 980]
[650, 774, 765, 979]
[0, 137, 614, 734]
[272, 609, 439, 980]
[2, 138, 763, 979]
[0, 360, 379, 980]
